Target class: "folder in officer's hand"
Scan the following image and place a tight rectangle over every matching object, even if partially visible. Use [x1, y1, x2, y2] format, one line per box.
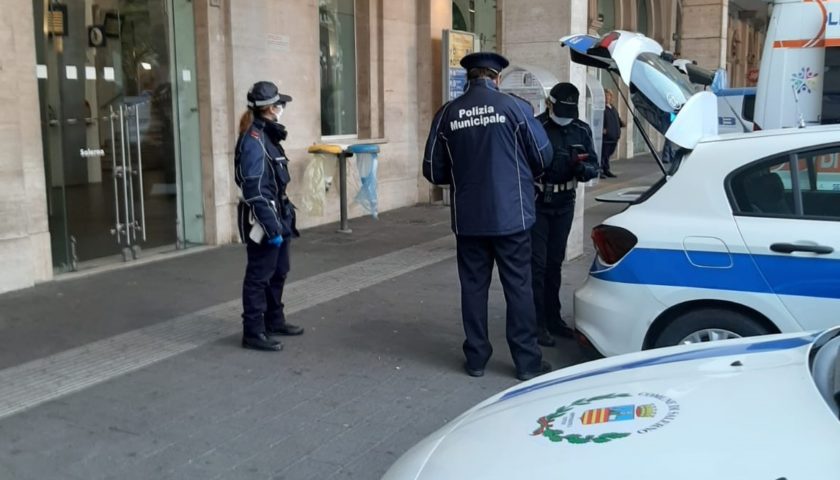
[249, 212, 265, 243]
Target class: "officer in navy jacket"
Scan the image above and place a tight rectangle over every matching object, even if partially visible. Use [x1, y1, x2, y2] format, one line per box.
[234, 81, 303, 352]
[532, 83, 599, 347]
[423, 52, 554, 381]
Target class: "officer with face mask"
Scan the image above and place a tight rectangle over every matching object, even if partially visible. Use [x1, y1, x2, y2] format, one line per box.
[234, 81, 303, 352]
[424, 52, 554, 381]
[532, 83, 600, 347]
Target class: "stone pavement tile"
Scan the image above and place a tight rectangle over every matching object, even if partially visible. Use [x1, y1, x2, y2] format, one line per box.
[230, 418, 348, 476]
[271, 458, 342, 480]
[103, 443, 215, 480]
[162, 462, 228, 480]
[306, 417, 392, 467]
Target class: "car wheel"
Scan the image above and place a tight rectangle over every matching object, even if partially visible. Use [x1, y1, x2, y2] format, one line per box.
[653, 308, 772, 348]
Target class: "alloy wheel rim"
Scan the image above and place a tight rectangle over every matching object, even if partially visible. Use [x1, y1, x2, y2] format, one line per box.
[679, 328, 742, 344]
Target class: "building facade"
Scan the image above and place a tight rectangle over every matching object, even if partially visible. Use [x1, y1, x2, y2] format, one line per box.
[1, 0, 766, 294]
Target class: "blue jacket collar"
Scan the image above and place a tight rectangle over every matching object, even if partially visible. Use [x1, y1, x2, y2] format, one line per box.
[467, 78, 499, 91]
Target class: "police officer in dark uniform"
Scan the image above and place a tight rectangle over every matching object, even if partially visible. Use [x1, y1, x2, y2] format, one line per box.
[532, 83, 600, 347]
[235, 81, 303, 352]
[423, 52, 554, 381]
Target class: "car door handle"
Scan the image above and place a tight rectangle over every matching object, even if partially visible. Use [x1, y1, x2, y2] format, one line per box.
[770, 243, 834, 255]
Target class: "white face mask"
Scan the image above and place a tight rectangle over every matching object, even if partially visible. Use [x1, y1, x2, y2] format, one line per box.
[273, 105, 284, 123]
[549, 111, 573, 126]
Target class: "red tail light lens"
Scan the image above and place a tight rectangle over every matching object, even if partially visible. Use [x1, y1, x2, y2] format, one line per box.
[598, 31, 621, 49]
[591, 225, 638, 265]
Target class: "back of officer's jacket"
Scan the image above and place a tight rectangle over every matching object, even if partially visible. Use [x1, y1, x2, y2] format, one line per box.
[423, 78, 553, 236]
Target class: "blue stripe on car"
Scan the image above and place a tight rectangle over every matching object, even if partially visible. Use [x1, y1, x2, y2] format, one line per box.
[591, 248, 840, 300]
[496, 334, 817, 403]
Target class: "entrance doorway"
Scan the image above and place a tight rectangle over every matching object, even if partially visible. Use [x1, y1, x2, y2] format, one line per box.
[33, 0, 203, 271]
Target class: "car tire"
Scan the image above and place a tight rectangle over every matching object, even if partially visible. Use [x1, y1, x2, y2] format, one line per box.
[653, 308, 772, 348]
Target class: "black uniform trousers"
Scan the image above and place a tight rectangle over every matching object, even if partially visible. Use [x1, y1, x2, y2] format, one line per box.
[601, 141, 617, 173]
[531, 193, 575, 333]
[456, 231, 542, 374]
[242, 238, 291, 337]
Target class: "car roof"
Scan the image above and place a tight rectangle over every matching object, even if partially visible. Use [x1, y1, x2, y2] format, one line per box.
[698, 123, 840, 145]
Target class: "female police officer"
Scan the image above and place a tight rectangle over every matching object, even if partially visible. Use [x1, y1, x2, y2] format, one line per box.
[235, 81, 303, 352]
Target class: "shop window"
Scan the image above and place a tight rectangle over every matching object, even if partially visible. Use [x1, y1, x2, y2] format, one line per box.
[597, 0, 616, 34]
[452, 0, 498, 51]
[822, 47, 840, 125]
[319, 0, 357, 137]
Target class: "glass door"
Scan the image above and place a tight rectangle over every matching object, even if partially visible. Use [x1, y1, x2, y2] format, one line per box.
[33, 0, 202, 270]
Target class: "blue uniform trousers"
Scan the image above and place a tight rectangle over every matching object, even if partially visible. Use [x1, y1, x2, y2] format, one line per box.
[456, 231, 542, 374]
[242, 238, 290, 337]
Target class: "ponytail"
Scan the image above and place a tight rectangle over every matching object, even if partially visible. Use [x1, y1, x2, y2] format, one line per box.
[238, 110, 254, 135]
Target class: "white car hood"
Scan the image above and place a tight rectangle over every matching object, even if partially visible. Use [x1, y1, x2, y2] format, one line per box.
[387, 333, 840, 479]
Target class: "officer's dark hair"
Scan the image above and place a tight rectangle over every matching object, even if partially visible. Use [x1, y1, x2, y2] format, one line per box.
[238, 105, 274, 135]
[467, 67, 499, 81]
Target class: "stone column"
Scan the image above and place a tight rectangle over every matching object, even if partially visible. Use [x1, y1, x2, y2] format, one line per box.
[194, 0, 238, 245]
[501, 0, 589, 260]
[416, 0, 452, 203]
[0, 0, 52, 293]
[680, 0, 728, 69]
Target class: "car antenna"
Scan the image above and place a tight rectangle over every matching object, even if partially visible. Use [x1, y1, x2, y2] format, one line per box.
[792, 84, 806, 129]
[609, 71, 669, 177]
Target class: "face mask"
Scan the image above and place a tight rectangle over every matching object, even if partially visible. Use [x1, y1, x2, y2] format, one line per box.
[273, 105, 284, 123]
[549, 111, 573, 126]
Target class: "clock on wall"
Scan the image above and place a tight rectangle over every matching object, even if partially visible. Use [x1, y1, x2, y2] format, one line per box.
[88, 25, 106, 47]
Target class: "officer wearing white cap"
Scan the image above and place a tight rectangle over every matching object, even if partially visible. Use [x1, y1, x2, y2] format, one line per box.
[532, 83, 599, 347]
[423, 52, 554, 381]
[235, 81, 303, 352]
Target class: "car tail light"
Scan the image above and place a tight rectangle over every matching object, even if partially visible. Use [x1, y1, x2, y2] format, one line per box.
[591, 225, 637, 265]
[598, 31, 621, 49]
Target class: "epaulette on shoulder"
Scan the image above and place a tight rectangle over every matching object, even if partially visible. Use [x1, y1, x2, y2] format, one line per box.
[249, 129, 261, 140]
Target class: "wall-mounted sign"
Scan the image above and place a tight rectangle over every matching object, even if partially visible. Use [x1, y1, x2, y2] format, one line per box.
[80, 148, 106, 158]
[47, 3, 68, 37]
[442, 29, 477, 103]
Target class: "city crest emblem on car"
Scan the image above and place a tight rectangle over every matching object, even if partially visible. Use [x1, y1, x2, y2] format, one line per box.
[531, 392, 680, 444]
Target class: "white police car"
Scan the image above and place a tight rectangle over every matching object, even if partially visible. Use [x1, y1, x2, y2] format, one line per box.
[560, 31, 840, 356]
[382, 328, 840, 478]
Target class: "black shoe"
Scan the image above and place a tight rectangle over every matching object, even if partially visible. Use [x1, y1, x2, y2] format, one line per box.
[266, 323, 304, 337]
[464, 362, 485, 377]
[604, 171, 617, 178]
[547, 323, 574, 339]
[537, 329, 556, 347]
[516, 361, 553, 382]
[242, 333, 283, 352]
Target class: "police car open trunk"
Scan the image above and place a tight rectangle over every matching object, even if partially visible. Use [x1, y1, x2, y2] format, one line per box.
[561, 31, 719, 203]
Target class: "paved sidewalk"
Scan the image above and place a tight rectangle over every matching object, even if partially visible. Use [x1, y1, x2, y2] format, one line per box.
[0, 156, 658, 479]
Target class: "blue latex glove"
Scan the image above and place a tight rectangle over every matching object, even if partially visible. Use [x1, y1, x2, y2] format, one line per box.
[268, 235, 284, 247]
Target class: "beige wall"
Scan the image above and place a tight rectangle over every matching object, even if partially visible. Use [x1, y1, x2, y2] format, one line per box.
[0, 0, 52, 294]
[680, 0, 728, 69]
[195, 0, 238, 245]
[220, 0, 423, 234]
[415, 0, 452, 204]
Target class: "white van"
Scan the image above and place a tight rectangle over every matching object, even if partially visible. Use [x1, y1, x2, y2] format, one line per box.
[754, 0, 840, 129]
